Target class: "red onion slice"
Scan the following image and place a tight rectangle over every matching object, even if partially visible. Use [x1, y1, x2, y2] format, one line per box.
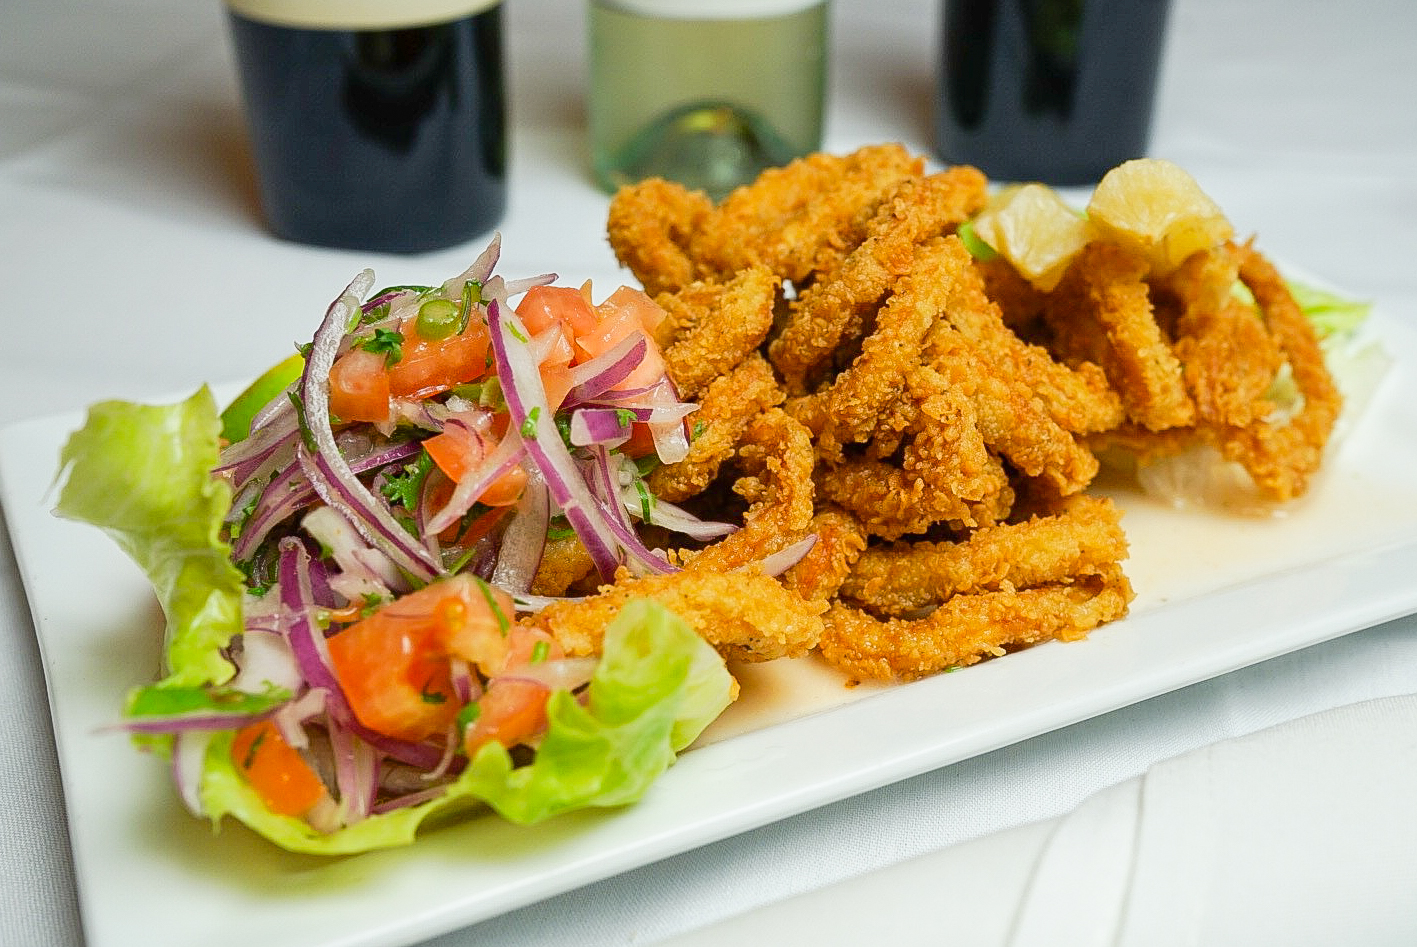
[296, 271, 441, 583]
[489, 299, 684, 580]
[489, 467, 549, 594]
[562, 333, 647, 407]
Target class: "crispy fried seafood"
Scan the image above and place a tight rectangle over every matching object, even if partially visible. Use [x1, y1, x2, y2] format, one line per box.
[566, 146, 1342, 685]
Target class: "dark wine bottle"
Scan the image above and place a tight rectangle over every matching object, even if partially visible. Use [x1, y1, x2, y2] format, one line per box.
[226, 0, 506, 253]
[935, 0, 1171, 185]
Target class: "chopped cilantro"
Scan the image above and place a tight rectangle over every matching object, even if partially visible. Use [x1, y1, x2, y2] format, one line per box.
[380, 451, 435, 510]
[521, 406, 541, 439]
[356, 327, 404, 367]
[288, 390, 317, 452]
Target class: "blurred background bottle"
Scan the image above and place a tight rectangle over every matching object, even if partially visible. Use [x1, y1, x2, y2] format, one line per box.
[589, 0, 829, 202]
[935, 0, 1171, 185]
[226, 0, 506, 253]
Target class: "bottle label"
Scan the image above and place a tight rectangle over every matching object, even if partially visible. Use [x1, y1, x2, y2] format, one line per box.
[226, 0, 500, 30]
[593, 0, 826, 19]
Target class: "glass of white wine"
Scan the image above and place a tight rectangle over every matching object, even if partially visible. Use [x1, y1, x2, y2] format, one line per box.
[588, 0, 830, 202]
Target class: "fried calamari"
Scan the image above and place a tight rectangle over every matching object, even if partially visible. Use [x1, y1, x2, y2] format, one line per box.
[588, 144, 1340, 688]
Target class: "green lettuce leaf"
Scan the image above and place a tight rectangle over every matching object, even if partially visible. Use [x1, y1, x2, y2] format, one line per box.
[53, 393, 734, 853]
[54, 387, 244, 688]
[1288, 280, 1373, 340]
[459, 599, 734, 824]
[199, 600, 735, 853]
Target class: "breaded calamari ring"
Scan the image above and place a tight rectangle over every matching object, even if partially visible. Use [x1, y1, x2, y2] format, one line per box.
[1043, 241, 1194, 431]
[681, 408, 816, 572]
[818, 564, 1134, 682]
[654, 265, 780, 399]
[934, 238, 1125, 436]
[688, 143, 924, 285]
[647, 353, 784, 503]
[1219, 244, 1341, 500]
[606, 177, 715, 296]
[816, 379, 1013, 541]
[840, 495, 1129, 616]
[526, 568, 827, 664]
[781, 507, 869, 603]
[768, 169, 989, 393]
[1089, 245, 1343, 503]
[1160, 243, 1282, 428]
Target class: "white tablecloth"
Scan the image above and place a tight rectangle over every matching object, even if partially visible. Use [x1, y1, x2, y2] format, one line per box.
[3, 1, 1415, 945]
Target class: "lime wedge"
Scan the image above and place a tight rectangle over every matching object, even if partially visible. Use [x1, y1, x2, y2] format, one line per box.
[220, 352, 305, 443]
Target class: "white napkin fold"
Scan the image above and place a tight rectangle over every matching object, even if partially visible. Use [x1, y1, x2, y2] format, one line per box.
[657, 694, 1417, 947]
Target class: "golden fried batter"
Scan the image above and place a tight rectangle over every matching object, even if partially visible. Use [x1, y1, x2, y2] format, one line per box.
[781, 507, 868, 603]
[818, 565, 1134, 682]
[1044, 241, 1195, 431]
[840, 495, 1129, 616]
[587, 144, 1343, 695]
[527, 568, 827, 664]
[647, 353, 785, 503]
[768, 168, 989, 392]
[810, 235, 971, 457]
[1159, 243, 1282, 428]
[606, 177, 715, 297]
[655, 265, 780, 399]
[926, 321, 1099, 496]
[689, 143, 925, 285]
[530, 534, 597, 598]
[681, 408, 817, 572]
[1220, 244, 1342, 501]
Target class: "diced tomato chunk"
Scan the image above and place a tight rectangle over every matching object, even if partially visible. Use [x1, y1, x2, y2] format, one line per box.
[621, 421, 658, 459]
[326, 575, 514, 742]
[477, 464, 528, 507]
[230, 720, 327, 817]
[328, 348, 391, 422]
[516, 285, 598, 341]
[597, 285, 666, 338]
[503, 626, 565, 670]
[388, 319, 491, 398]
[423, 421, 490, 484]
[577, 306, 667, 390]
[463, 678, 552, 757]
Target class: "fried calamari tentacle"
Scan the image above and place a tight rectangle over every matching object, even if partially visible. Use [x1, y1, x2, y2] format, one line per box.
[1090, 245, 1343, 504]
[526, 568, 827, 664]
[1159, 243, 1282, 428]
[1043, 241, 1194, 431]
[529, 534, 597, 598]
[681, 407, 816, 572]
[688, 143, 924, 285]
[840, 495, 1128, 616]
[654, 265, 780, 399]
[606, 177, 715, 296]
[768, 169, 989, 393]
[925, 324, 1099, 496]
[1218, 243, 1341, 501]
[781, 507, 868, 603]
[936, 238, 1125, 436]
[818, 564, 1134, 682]
[811, 235, 969, 457]
[816, 376, 1013, 541]
[647, 353, 784, 503]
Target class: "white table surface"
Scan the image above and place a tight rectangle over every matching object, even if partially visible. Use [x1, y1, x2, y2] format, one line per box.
[3, 1, 1416, 944]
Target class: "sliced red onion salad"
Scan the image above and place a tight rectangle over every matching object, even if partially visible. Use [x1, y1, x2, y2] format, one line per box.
[134, 238, 812, 831]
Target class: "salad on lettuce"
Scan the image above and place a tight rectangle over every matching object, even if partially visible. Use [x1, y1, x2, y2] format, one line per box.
[53, 237, 739, 854]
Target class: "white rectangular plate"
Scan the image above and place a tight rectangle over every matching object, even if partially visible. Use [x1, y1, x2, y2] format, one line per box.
[4, 306, 1416, 947]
